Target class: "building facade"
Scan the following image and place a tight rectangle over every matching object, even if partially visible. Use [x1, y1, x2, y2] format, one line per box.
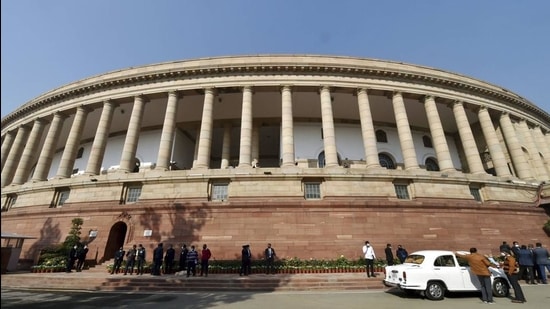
[1, 55, 549, 266]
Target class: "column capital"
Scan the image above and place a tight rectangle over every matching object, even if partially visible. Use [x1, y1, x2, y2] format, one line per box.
[422, 95, 436, 103]
[167, 90, 180, 98]
[355, 88, 369, 96]
[280, 85, 293, 93]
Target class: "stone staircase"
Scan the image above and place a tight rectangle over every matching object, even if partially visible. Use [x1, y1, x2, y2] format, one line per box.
[1, 270, 388, 292]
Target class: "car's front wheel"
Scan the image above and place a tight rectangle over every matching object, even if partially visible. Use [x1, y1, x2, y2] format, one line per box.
[425, 281, 445, 300]
[492, 278, 509, 297]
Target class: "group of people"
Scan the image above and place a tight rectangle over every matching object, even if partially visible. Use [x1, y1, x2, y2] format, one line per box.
[66, 243, 89, 273]
[499, 241, 550, 286]
[457, 241, 549, 304]
[361, 241, 409, 277]
[111, 242, 278, 277]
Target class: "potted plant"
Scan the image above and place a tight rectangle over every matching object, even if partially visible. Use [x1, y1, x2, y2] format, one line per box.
[544, 219, 550, 235]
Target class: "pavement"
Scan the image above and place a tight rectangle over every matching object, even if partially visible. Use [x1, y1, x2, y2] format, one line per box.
[1, 269, 549, 309]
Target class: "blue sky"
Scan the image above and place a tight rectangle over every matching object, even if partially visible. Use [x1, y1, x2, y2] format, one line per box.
[2, 0, 549, 119]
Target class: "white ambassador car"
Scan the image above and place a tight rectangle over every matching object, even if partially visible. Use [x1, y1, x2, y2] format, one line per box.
[383, 250, 509, 300]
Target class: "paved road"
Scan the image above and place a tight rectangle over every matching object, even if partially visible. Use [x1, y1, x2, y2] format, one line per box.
[2, 285, 548, 309]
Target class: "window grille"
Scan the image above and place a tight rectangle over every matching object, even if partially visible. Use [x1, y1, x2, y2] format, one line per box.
[394, 184, 410, 199]
[211, 183, 228, 201]
[304, 183, 321, 199]
[470, 187, 482, 202]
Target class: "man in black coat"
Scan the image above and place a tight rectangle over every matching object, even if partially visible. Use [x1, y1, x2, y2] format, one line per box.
[76, 245, 89, 271]
[152, 243, 164, 276]
[164, 244, 176, 274]
[111, 246, 125, 274]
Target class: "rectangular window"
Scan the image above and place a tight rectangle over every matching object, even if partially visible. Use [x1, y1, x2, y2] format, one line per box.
[120, 183, 142, 204]
[394, 184, 410, 199]
[304, 182, 321, 199]
[51, 188, 70, 208]
[211, 183, 228, 201]
[470, 187, 482, 202]
[126, 187, 142, 203]
[2, 194, 17, 212]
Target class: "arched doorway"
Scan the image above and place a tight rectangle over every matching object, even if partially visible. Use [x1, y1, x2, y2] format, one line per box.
[103, 222, 127, 262]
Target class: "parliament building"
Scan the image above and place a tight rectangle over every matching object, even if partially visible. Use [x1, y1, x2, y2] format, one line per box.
[2, 55, 549, 266]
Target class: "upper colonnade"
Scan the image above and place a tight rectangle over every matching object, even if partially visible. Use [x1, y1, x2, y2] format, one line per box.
[1, 55, 550, 188]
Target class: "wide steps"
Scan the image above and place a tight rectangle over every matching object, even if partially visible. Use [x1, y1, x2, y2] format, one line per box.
[2, 272, 387, 292]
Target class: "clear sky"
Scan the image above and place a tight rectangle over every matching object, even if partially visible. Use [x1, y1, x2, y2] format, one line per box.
[2, 0, 549, 119]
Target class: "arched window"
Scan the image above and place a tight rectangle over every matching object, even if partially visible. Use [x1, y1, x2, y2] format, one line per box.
[376, 130, 387, 143]
[76, 147, 84, 159]
[318, 152, 325, 168]
[378, 153, 395, 169]
[425, 157, 440, 171]
[422, 136, 433, 148]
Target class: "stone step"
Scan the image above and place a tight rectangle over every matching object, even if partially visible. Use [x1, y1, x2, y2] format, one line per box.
[1, 272, 387, 292]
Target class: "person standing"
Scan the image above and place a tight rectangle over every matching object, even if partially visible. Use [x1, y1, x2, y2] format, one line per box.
[456, 248, 494, 304]
[501, 250, 527, 303]
[385, 244, 394, 266]
[111, 246, 125, 275]
[517, 244, 535, 284]
[264, 243, 277, 274]
[164, 244, 176, 274]
[76, 244, 88, 272]
[66, 244, 79, 273]
[152, 243, 164, 276]
[135, 244, 146, 275]
[362, 241, 376, 277]
[186, 245, 199, 277]
[532, 242, 549, 284]
[200, 244, 212, 277]
[499, 241, 512, 254]
[124, 244, 137, 275]
[396, 245, 408, 264]
[240, 244, 252, 276]
[179, 244, 188, 272]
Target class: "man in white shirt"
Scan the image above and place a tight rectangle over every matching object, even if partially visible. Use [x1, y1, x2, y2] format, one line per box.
[362, 241, 376, 277]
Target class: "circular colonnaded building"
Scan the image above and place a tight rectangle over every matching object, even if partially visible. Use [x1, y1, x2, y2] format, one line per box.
[1, 54, 550, 267]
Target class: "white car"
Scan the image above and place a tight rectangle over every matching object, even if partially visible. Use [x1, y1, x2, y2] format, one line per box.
[382, 250, 510, 300]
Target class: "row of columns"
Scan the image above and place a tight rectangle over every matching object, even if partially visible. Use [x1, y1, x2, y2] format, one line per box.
[1, 86, 549, 188]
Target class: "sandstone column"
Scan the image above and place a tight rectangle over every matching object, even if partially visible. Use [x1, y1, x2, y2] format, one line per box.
[424, 95, 454, 172]
[220, 122, 232, 169]
[518, 119, 546, 180]
[194, 88, 215, 169]
[1, 131, 16, 171]
[499, 113, 533, 180]
[281, 85, 295, 167]
[238, 86, 253, 168]
[56, 106, 90, 178]
[12, 119, 47, 184]
[320, 86, 339, 167]
[452, 101, 485, 174]
[120, 96, 146, 172]
[86, 100, 117, 175]
[156, 91, 179, 170]
[532, 126, 550, 171]
[392, 92, 418, 170]
[32, 113, 67, 181]
[477, 106, 511, 177]
[251, 122, 260, 167]
[1, 125, 30, 187]
[357, 88, 379, 168]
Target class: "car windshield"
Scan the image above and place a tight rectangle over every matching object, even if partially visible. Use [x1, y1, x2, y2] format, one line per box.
[404, 254, 425, 264]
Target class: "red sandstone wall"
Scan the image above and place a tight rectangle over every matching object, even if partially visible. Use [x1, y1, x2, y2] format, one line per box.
[2, 199, 548, 266]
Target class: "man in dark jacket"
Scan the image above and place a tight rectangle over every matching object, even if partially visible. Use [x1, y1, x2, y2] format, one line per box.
[164, 244, 176, 274]
[264, 243, 276, 274]
[152, 243, 164, 276]
[240, 244, 252, 276]
[76, 244, 89, 271]
[111, 246, 125, 275]
[66, 245, 79, 273]
[136, 244, 146, 275]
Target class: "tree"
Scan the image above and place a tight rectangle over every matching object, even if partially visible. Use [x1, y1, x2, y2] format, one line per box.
[63, 217, 84, 251]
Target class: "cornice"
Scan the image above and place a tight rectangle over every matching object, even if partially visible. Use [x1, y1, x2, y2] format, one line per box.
[2, 55, 549, 128]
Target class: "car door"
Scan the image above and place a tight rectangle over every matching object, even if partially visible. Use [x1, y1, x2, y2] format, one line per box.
[432, 255, 466, 291]
[457, 255, 481, 290]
